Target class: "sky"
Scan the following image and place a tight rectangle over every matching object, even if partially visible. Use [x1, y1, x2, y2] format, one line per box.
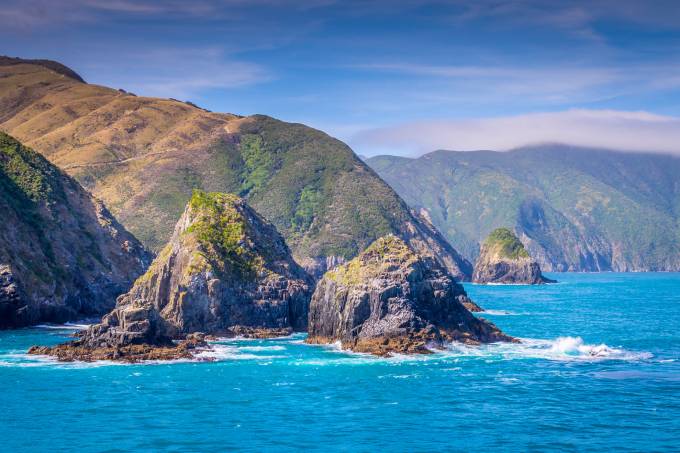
[4, 0, 680, 156]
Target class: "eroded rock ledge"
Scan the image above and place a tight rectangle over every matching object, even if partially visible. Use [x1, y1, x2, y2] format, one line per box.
[306, 235, 515, 356]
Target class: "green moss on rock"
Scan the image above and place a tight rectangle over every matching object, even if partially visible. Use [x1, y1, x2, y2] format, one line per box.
[484, 228, 529, 259]
[186, 190, 260, 277]
[326, 235, 418, 286]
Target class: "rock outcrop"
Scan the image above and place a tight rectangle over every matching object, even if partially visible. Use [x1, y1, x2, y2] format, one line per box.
[472, 228, 556, 284]
[0, 132, 150, 328]
[306, 235, 514, 356]
[30, 190, 312, 361]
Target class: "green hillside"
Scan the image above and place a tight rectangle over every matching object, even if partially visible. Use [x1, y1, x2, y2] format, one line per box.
[0, 58, 471, 279]
[368, 145, 680, 272]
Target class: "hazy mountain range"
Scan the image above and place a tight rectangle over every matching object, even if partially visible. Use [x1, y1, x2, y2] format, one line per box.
[368, 145, 680, 272]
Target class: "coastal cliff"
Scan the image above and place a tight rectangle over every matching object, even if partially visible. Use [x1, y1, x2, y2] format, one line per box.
[30, 191, 312, 361]
[472, 228, 555, 284]
[306, 235, 513, 356]
[0, 132, 150, 328]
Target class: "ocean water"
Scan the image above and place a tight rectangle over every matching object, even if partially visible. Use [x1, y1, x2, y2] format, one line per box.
[1, 273, 678, 452]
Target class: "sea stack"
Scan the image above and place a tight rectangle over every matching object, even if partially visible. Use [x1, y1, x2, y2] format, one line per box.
[30, 190, 312, 361]
[306, 235, 514, 356]
[473, 228, 556, 284]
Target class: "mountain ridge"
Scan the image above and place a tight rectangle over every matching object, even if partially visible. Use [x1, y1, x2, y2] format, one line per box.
[0, 57, 472, 280]
[368, 144, 680, 272]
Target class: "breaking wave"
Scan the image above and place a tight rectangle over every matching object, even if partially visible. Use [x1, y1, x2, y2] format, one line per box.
[440, 336, 652, 362]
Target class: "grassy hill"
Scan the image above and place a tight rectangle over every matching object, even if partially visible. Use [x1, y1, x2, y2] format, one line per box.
[0, 57, 471, 279]
[368, 145, 680, 272]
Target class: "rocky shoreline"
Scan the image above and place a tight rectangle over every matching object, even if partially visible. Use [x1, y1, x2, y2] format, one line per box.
[27, 196, 511, 362]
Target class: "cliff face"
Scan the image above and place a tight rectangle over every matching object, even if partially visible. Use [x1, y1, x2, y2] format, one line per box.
[33, 191, 313, 360]
[0, 58, 471, 281]
[0, 133, 150, 328]
[307, 235, 513, 356]
[472, 228, 555, 284]
[367, 146, 680, 272]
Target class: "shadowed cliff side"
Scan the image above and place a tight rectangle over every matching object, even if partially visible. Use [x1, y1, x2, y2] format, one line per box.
[0, 132, 150, 328]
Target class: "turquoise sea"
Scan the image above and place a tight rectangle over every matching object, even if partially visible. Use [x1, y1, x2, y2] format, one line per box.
[1, 273, 678, 452]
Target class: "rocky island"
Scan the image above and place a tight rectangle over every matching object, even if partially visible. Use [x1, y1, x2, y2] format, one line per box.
[472, 228, 556, 284]
[30, 190, 312, 362]
[306, 235, 514, 356]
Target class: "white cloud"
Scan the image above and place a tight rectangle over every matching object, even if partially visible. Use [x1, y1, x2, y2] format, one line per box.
[80, 47, 271, 99]
[351, 109, 680, 156]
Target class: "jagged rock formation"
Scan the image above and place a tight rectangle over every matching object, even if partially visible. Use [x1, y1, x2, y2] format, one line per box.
[472, 228, 555, 284]
[30, 191, 312, 361]
[0, 133, 150, 328]
[0, 57, 471, 280]
[307, 235, 513, 356]
[368, 146, 680, 272]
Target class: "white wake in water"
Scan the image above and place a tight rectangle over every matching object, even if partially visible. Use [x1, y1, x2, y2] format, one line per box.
[1, 332, 650, 368]
[34, 322, 91, 330]
[440, 336, 652, 362]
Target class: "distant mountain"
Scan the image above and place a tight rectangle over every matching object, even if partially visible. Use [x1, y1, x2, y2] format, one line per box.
[0, 57, 471, 280]
[0, 132, 150, 328]
[368, 145, 680, 272]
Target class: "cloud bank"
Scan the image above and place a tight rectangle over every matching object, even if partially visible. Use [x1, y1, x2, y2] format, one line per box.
[351, 109, 680, 156]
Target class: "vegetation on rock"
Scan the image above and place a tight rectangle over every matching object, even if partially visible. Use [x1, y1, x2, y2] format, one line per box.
[29, 192, 312, 361]
[484, 228, 529, 259]
[473, 227, 555, 285]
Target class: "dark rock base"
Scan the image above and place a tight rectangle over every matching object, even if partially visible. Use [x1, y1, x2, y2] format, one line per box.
[307, 327, 517, 357]
[28, 335, 208, 363]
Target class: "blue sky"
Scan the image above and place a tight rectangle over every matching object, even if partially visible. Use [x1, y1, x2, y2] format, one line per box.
[4, 0, 680, 156]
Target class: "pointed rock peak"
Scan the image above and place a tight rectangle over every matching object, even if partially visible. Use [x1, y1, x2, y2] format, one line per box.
[30, 191, 312, 362]
[473, 228, 556, 284]
[307, 235, 514, 356]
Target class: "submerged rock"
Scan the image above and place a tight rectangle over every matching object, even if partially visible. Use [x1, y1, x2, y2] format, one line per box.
[30, 191, 312, 361]
[306, 235, 514, 356]
[472, 228, 556, 284]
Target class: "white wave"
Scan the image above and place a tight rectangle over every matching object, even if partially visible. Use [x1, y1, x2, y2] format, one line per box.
[34, 322, 91, 330]
[440, 336, 652, 362]
[478, 309, 519, 316]
[236, 345, 286, 352]
[194, 344, 285, 361]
